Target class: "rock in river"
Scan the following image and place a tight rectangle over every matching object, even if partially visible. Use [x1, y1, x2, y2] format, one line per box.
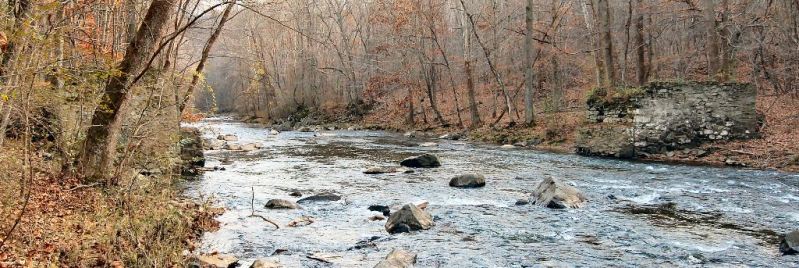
[205, 139, 225, 150]
[219, 134, 238, 141]
[419, 142, 438, 147]
[400, 154, 441, 168]
[188, 253, 239, 268]
[449, 174, 486, 188]
[364, 167, 394, 174]
[385, 203, 434, 234]
[781, 230, 799, 255]
[265, 199, 300, 209]
[251, 259, 281, 268]
[224, 143, 242, 150]
[368, 205, 391, 216]
[531, 177, 587, 209]
[240, 143, 257, 152]
[374, 249, 417, 268]
[297, 193, 342, 204]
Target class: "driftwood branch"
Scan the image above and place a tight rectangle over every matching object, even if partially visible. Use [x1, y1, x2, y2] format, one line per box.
[248, 186, 280, 229]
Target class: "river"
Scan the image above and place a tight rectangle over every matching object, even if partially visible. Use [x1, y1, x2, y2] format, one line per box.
[185, 118, 799, 267]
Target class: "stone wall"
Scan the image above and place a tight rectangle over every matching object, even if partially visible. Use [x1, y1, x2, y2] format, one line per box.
[577, 81, 758, 157]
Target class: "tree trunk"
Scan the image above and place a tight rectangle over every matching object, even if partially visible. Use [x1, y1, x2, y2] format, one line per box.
[550, 0, 563, 112]
[597, 0, 617, 87]
[460, 1, 481, 127]
[406, 87, 414, 126]
[179, 0, 236, 114]
[462, 2, 516, 124]
[426, 61, 447, 126]
[0, 0, 30, 79]
[702, 0, 721, 81]
[719, 0, 736, 81]
[524, 0, 536, 125]
[581, 0, 604, 87]
[79, 0, 177, 183]
[634, 0, 647, 85]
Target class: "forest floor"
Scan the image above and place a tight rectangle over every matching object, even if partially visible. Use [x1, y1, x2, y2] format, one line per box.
[0, 141, 222, 267]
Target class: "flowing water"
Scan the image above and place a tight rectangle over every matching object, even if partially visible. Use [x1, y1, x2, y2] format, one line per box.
[185, 118, 799, 267]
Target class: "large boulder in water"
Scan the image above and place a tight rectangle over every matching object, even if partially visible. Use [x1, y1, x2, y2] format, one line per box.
[385, 203, 434, 234]
[449, 174, 486, 188]
[265, 199, 300, 209]
[781, 230, 799, 255]
[400, 154, 441, 168]
[373, 249, 417, 268]
[297, 193, 341, 204]
[531, 177, 587, 209]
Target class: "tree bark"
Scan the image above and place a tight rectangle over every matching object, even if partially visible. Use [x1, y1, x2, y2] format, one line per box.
[581, 0, 604, 87]
[524, 0, 536, 125]
[597, 0, 617, 87]
[179, 0, 236, 114]
[79, 0, 178, 183]
[702, 0, 721, 81]
[0, 0, 30, 79]
[460, 1, 481, 127]
[634, 0, 647, 85]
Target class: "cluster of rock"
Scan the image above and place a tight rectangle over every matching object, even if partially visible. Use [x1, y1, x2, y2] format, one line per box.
[577, 81, 759, 158]
[204, 134, 264, 152]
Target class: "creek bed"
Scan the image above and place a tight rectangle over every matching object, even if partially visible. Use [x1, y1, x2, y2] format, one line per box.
[185, 118, 799, 267]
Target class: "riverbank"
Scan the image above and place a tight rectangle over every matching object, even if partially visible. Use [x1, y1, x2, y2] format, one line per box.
[236, 94, 799, 173]
[0, 140, 221, 266]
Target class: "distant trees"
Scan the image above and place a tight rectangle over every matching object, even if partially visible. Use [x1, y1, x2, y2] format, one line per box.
[1, 0, 799, 182]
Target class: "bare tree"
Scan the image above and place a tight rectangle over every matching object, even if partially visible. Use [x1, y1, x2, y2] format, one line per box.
[460, 0, 481, 127]
[524, 0, 536, 125]
[80, 0, 178, 182]
[179, 0, 237, 113]
[702, 0, 722, 81]
[634, 0, 647, 85]
[597, 0, 617, 87]
[461, 0, 515, 125]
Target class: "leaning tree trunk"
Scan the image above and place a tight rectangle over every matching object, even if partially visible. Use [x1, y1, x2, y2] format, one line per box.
[179, 0, 236, 114]
[79, 0, 177, 183]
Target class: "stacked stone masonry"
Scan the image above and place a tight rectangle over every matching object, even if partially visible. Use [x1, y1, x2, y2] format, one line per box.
[577, 81, 758, 157]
